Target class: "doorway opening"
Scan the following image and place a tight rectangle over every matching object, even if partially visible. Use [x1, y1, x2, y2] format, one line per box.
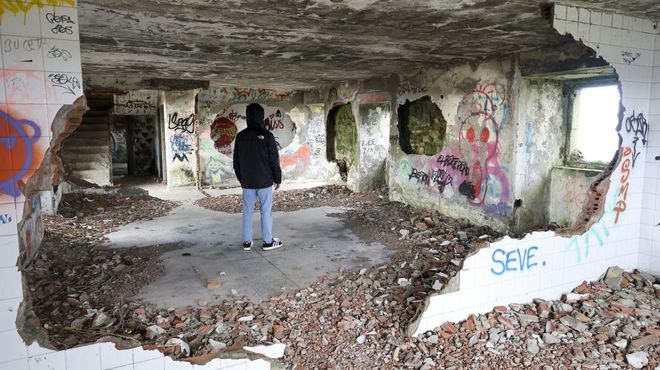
[326, 103, 357, 181]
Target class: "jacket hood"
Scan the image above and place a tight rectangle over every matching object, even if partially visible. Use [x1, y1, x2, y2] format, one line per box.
[246, 103, 265, 129]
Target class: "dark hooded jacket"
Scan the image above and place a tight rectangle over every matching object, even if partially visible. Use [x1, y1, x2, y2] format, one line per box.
[233, 103, 282, 189]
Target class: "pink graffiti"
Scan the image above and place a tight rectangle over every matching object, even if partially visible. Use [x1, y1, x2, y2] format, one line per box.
[456, 81, 509, 212]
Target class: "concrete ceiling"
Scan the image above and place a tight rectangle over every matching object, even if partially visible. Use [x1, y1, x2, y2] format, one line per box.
[78, 0, 659, 90]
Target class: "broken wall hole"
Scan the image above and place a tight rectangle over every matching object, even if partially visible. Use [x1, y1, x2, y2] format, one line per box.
[326, 103, 357, 181]
[60, 94, 114, 187]
[397, 96, 446, 156]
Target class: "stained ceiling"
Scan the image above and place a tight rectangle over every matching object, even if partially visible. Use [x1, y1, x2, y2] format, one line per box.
[77, 0, 660, 90]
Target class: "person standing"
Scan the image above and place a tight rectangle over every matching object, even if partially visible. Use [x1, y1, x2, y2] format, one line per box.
[233, 103, 283, 251]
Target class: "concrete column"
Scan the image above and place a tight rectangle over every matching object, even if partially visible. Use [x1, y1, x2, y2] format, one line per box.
[163, 90, 199, 188]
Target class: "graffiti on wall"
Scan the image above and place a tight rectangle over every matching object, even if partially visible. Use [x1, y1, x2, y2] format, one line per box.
[397, 81, 510, 216]
[621, 51, 641, 65]
[114, 91, 157, 115]
[0, 213, 12, 224]
[210, 108, 243, 156]
[491, 245, 545, 275]
[171, 133, 193, 163]
[168, 112, 195, 134]
[18, 194, 44, 265]
[456, 81, 510, 213]
[563, 176, 587, 207]
[45, 10, 75, 35]
[624, 111, 648, 168]
[0, 0, 75, 19]
[0, 110, 42, 199]
[281, 145, 313, 174]
[613, 147, 632, 224]
[199, 88, 291, 108]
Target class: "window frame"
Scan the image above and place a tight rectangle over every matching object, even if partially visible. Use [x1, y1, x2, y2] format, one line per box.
[563, 77, 620, 170]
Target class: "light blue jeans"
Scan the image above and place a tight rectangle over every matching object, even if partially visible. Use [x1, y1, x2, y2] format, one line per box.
[242, 187, 273, 244]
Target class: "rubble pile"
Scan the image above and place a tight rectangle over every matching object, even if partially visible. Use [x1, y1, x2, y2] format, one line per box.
[23, 187, 659, 369]
[196, 185, 381, 213]
[24, 192, 179, 347]
[47, 192, 179, 245]
[404, 268, 659, 370]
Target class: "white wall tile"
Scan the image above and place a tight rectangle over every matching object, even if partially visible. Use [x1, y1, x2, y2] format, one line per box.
[0, 5, 41, 38]
[39, 6, 79, 42]
[134, 358, 164, 370]
[42, 39, 81, 73]
[578, 8, 590, 24]
[566, 7, 578, 22]
[2, 70, 46, 105]
[65, 344, 102, 370]
[0, 298, 20, 331]
[0, 35, 45, 71]
[612, 14, 623, 29]
[602, 13, 613, 27]
[641, 20, 655, 34]
[0, 203, 18, 236]
[0, 358, 28, 370]
[0, 268, 22, 300]
[29, 351, 66, 370]
[163, 357, 193, 370]
[45, 71, 82, 105]
[554, 4, 566, 20]
[132, 348, 162, 363]
[100, 343, 133, 370]
[0, 329, 28, 363]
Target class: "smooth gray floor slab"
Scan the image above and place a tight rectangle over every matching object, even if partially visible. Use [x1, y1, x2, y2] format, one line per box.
[105, 194, 393, 307]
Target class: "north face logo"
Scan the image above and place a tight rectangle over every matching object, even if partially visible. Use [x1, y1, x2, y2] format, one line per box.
[257, 135, 265, 140]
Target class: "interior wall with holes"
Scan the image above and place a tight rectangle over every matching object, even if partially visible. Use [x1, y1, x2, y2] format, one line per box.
[409, 5, 655, 336]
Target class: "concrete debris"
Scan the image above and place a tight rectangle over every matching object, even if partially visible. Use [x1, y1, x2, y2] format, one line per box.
[626, 351, 649, 369]
[206, 279, 220, 290]
[526, 338, 540, 354]
[165, 338, 190, 356]
[146, 325, 166, 339]
[604, 266, 625, 290]
[243, 343, 286, 359]
[21, 188, 660, 368]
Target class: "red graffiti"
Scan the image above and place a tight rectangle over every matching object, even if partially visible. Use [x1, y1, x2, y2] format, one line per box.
[210, 111, 240, 156]
[613, 147, 632, 224]
[480, 127, 490, 143]
[466, 127, 475, 143]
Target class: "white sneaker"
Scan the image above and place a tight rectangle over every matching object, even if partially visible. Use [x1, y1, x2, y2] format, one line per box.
[262, 238, 283, 251]
[242, 241, 253, 251]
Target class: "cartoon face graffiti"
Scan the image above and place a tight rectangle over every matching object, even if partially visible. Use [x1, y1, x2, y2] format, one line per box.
[0, 111, 42, 199]
[210, 112, 239, 156]
[456, 81, 510, 212]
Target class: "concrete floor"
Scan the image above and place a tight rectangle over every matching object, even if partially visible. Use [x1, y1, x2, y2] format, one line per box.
[105, 181, 393, 307]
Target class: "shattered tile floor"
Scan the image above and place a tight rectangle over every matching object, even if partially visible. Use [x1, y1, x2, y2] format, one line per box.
[22, 185, 660, 369]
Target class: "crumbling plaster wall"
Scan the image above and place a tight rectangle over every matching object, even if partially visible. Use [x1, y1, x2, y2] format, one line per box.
[409, 5, 655, 336]
[196, 89, 328, 188]
[390, 59, 518, 232]
[164, 90, 199, 188]
[548, 167, 602, 227]
[322, 82, 393, 191]
[512, 80, 566, 230]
